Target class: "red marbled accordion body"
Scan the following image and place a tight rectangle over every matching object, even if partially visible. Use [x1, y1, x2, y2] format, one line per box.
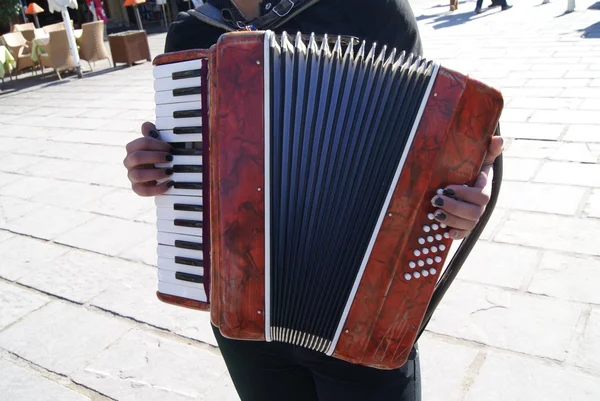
[152, 31, 503, 369]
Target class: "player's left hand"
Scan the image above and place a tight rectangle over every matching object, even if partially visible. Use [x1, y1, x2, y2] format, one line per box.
[431, 136, 504, 240]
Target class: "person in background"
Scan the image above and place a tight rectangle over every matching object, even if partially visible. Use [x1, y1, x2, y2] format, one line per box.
[475, 0, 513, 13]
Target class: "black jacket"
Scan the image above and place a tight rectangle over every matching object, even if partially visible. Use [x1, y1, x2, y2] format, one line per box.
[164, 0, 423, 57]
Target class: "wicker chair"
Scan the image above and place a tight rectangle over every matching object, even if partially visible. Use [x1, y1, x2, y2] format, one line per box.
[12, 23, 35, 42]
[78, 21, 110, 71]
[1, 32, 35, 76]
[39, 30, 75, 80]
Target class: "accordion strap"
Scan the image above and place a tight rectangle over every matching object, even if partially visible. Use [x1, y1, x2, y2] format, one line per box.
[189, 0, 322, 32]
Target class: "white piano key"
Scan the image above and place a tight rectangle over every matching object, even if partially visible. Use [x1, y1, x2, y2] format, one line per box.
[155, 90, 202, 106]
[158, 256, 203, 274]
[158, 244, 202, 261]
[153, 59, 204, 79]
[154, 75, 201, 92]
[156, 101, 203, 118]
[156, 172, 202, 186]
[155, 116, 202, 131]
[157, 130, 203, 143]
[158, 232, 202, 246]
[155, 195, 203, 208]
[158, 219, 202, 236]
[156, 155, 202, 168]
[158, 280, 207, 303]
[157, 206, 202, 221]
[164, 186, 203, 196]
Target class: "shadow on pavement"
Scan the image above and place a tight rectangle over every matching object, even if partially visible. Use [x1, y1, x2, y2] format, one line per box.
[578, 21, 600, 38]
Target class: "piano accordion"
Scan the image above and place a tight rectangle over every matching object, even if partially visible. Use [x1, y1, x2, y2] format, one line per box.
[152, 30, 504, 369]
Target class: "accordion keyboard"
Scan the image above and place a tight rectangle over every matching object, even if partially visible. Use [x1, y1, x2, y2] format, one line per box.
[153, 57, 208, 304]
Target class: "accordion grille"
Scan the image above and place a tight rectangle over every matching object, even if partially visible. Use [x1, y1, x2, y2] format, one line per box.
[267, 33, 436, 345]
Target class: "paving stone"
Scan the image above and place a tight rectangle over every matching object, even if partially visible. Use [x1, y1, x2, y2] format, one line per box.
[458, 242, 540, 289]
[0, 236, 69, 281]
[6, 204, 96, 240]
[585, 189, 600, 218]
[528, 252, 600, 305]
[562, 88, 600, 98]
[525, 78, 590, 88]
[0, 358, 90, 401]
[0, 301, 133, 376]
[465, 352, 600, 401]
[530, 109, 600, 125]
[501, 157, 541, 181]
[506, 96, 581, 109]
[0, 197, 40, 230]
[90, 264, 217, 346]
[16, 249, 149, 304]
[503, 139, 560, 159]
[418, 334, 479, 401]
[0, 172, 20, 188]
[70, 329, 227, 401]
[54, 215, 154, 256]
[200, 373, 241, 401]
[499, 122, 564, 140]
[0, 154, 46, 174]
[80, 188, 155, 221]
[0, 176, 62, 199]
[550, 142, 599, 163]
[479, 208, 507, 241]
[563, 124, 600, 143]
[0, 229, 14, 243]
[29, 181, 114, 210]
[427, 281, 583, 361]
[579, 99, 600, 111]
[118, 236, 158, 266]
[496, 211, 600, 257]
[573, 307, 600, 375]
[534, 161, 600, 188]
[16, 141, 125, 165]
[0, 281, 50, 330]
[496, 181, 586, 215]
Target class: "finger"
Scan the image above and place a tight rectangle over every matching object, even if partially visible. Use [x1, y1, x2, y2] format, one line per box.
[141, 121, 159, 139]
[432, 209, 477, 232]
[124, 151, 173, 170]
[125, 136, 171, 155]
[437, 183, 491, 206]
[447, 228, 470, 240]
[132, 180, 174, 197]
[483, 136, 504, 166]
[128, 167, 173, 184]
[432, 195, 485, 222]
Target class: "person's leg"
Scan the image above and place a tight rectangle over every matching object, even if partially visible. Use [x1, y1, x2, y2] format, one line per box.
[297, 345, 422, 401]
[212, 325, 319, 401]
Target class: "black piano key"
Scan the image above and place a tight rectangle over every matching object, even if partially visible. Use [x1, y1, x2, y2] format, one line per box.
[174, 219, 203, 228]
[175, 239, 203, 251]
[173, 87, 201, 97]
[173, 126, 203, 135]
[170, 147, 203, 156]
[174, 203, 203, 212]
[173, 182, 203, 190]
[175, 271, 204, 283]
[173, 109, 202, 118]
[175, 256, 203, 267]
[172, 69, 202, 80]
[173, 165, 203, 173]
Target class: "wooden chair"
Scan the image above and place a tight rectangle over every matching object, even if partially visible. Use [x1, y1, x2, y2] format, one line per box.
[39, 30, 75, 80]
[78, 21, 110, 71]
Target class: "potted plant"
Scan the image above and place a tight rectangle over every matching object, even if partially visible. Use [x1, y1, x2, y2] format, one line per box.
[0, 0, 22, 35]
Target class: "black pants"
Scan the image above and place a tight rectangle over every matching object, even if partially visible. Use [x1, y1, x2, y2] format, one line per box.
[212, 325, 422, 401]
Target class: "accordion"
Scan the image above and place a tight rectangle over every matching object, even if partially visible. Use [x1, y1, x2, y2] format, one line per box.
[152, 30, 504, 369]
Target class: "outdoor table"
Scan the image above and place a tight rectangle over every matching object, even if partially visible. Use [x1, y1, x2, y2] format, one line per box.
[0, 45, 16, 79]
[108, 30, 151, 67]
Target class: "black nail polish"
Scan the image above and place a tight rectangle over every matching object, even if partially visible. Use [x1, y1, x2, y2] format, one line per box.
[166, 168, 173, 175]
[167, 181, 175, 188]
[435, 211, 447, 221]
[149, 130, 159, 139]
[434, 197, 444, 207]
[166, 154, 173, 162]
[443, 188, 456, 197]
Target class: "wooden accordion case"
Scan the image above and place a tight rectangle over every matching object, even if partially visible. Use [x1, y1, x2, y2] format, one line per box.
[152, 30, 504, 370]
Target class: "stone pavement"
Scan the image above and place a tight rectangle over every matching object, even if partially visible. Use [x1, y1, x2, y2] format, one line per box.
[1, 0, 599, 399]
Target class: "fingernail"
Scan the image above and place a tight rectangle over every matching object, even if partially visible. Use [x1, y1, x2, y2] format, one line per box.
[433, 197, 444, 207]
[435, 211, 447, 221]
[452, 231, 460, 239]
[166, 154, 173, 162]
[167, 181, 175, 188]
[443, 188, 455, 197]
[166, 168, 173, 175]
[149, 130, 159, 139]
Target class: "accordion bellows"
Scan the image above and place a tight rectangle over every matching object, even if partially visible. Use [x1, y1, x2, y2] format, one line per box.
[152, 31, 503, 369]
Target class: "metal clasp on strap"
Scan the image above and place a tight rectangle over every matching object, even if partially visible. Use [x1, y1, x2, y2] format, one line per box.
[273, 0, 294, 17]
